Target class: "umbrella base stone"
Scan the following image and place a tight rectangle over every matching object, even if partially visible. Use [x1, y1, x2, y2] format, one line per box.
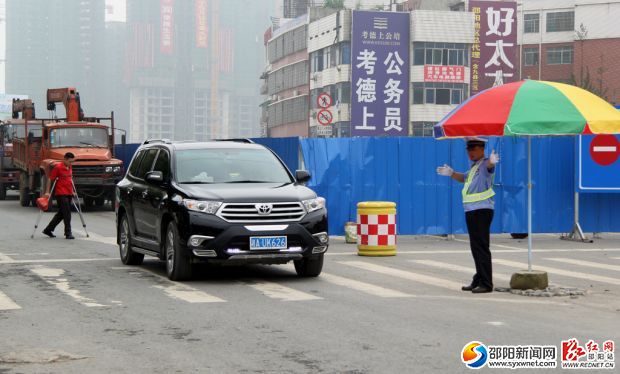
[510, 270, 548, 290]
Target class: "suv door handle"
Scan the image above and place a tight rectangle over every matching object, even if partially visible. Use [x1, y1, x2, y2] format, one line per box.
[141, 191, 148, 198]
[127, 187, 133, 194]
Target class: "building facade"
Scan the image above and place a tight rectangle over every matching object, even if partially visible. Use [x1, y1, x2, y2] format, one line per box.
[518, 0, 620, 105]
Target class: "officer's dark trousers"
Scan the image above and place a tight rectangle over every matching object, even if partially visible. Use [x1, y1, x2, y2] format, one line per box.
[45, 196, 72, 236]
[465, 208, 494, 289]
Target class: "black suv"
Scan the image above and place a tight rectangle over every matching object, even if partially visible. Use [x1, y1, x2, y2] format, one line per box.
[115, 140, 328, 280]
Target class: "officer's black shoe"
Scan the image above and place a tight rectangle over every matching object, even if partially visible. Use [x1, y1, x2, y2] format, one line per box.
[43, 229, 56, 238]
[65, 234, 75, 240]
[461, 284, 475, 291]
[471, 286, 493, 294]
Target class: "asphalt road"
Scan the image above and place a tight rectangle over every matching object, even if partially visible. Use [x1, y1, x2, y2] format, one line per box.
[0, 191, 619, 373]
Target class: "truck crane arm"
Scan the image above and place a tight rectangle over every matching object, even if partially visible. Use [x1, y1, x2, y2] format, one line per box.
[11, 99, 36, 120]
[46, 87, 84, 122]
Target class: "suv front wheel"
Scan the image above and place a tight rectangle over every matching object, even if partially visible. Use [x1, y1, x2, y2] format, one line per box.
[294, 254, 324, 277]
[165, 222, 193, 281]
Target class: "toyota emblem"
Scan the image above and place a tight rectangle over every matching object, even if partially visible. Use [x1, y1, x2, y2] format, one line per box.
[255, 203, 273, 215]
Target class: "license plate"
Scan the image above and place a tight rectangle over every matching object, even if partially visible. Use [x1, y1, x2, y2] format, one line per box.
[249, 236, 287, 250]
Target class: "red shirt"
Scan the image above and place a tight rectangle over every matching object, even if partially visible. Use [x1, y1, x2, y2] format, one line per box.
[49, 163, 73, 196]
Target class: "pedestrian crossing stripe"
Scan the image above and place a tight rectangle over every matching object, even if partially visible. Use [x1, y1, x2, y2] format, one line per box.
[245, 280, 322, 301]
[321, 272, 413, 298]
[410, 259, 512, 283]
[0, 290, 20, 311]
[493, 259, 620, 286]
[546, 258, 620, 272]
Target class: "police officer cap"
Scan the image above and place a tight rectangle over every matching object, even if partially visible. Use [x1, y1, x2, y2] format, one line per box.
[466, 137, 487, 148]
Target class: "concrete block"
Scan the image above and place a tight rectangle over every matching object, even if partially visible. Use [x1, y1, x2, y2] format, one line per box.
[510, 270, 549, 290]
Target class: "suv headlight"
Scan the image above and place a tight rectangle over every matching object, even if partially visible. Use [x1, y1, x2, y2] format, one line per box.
[113, 166, 122, 174]
[105, 166, 113, 173]
[182, 199, 222, 214]
[302, 197, 325, 213]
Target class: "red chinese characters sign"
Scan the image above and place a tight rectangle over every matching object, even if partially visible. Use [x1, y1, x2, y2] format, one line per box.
[160, 0, 174, 54]
[196, 0, 208, 48]
[469, 0, 517, 96]
[424, 65, 465, 83]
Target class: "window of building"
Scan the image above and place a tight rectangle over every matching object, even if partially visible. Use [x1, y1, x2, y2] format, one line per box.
[524, 48, 539, 66]
[524, 14, 539, 33]
[413, 46, 425, 65]
[451, 90, 461, 105]
[546, 11, 574, 32]
[547, 46, 573, 65]
[410, 122, 436, 137]
[436, 89, 451, 105]
[425, 88, 435, 104]
[413, 87, 424, 104]
[413, 82, 468, 105]
[414, 42, 467, 67]
[340, 43, 351, 64]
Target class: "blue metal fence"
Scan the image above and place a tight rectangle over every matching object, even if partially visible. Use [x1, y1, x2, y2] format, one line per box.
[115, 136, 620, 236]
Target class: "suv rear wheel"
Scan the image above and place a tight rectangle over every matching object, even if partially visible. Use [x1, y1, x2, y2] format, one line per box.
[294, 254, 324, 277]
[119, 215, 144, 265]
[165, 222, 193, 281]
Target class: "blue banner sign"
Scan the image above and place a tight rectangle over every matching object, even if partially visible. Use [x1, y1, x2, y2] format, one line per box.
[350, 11, 410, 137]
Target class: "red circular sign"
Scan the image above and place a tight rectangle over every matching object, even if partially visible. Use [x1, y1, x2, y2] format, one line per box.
[590, 135, 620, 166]
[317, 109, 333, 126]
[317, 93, 332, 109]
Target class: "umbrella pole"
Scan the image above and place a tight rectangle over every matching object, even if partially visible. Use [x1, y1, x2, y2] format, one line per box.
[527, 136, 533, 272]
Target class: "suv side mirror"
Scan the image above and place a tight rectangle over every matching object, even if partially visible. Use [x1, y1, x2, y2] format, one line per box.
[295, 170, 311, 183]
[145, 171, 164, 184]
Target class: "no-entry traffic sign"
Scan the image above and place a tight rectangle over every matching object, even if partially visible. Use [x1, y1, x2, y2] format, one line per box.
[317, 109, 333, 125]
[590, 134, 620, 166]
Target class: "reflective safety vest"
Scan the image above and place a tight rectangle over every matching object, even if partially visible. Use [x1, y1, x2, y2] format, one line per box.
[462, 160, 495, 204]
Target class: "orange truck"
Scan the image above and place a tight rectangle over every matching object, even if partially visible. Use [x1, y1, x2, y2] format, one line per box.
[8, 88, 124, 208]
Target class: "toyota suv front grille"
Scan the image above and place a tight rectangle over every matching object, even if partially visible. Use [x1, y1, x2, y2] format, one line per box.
[217, 202, 306, 223]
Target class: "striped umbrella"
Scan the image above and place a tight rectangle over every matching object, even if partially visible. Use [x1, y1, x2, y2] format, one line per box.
[434, 80, 620, 272]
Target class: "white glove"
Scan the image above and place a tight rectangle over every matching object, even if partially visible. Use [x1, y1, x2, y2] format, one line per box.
[436, 164, 454, 177]
[489, 150, 500, 165]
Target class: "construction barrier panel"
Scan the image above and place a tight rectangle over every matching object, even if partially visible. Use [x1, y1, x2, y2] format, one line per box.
[357, 201, 397, 256]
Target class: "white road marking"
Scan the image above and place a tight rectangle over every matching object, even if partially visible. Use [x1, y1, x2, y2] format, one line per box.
[0, 253, 14, 262]
[487, 321, 506, 326]
[0, 258, 117, 265]
[83, 232, 117, 246]
[112, 266, 225, 303]
[326, 248, 620, 256]
[320, 272, 412, 298]
[246, 281, 322, 301]
[0, 290, 21, 311]
[545, 258, 620, 272]
[339, 261, 462, 290]
[494, 259, 620, 286]
[30, 266, 108, 307]
[410, 259, 512, 283]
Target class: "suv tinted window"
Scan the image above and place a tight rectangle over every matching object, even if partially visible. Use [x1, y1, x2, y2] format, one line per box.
[175, 148, 293, 184]
[135, 148, 158, 179]
[128, 150, 145, 176]
[152, 149, 171, 180]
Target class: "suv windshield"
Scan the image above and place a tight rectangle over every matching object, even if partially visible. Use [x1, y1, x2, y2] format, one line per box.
[50, 127, 108, 148]
[175, 148, 293, 184]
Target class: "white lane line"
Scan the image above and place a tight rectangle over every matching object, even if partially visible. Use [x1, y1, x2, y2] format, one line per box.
[0, 253, 14, 262]
[152, 285, 226, 303]
[111, 266, 225, 303]
[326, 248, 620, 256]
[245, 281, 322, 301]
[320, 272, 412, 298]
[410, 260, 512, 283]
[494, 259, 620, 286]
[339, 261, 462, 291]
[545, 258, 620, 272]
[84, 232, 117, 246]
[0, 258, 117, 264]
[0, 290, 21, 311]
[30, 265, 108, 307]
[487, 321, 506, 326]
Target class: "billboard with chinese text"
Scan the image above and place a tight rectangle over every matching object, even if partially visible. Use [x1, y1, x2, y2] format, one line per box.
[469, 0, 517, 96]
[351, 11, 410, 137]
[160, 0, 174, 54]
[424, 65, 465, 83]
[196, 0, 208, 48]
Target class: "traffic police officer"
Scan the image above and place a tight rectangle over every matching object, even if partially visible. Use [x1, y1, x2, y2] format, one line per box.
[437, 138, 499, 293]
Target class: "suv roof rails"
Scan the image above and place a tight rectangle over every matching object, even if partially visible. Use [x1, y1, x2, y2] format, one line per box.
[142, 138, 172, 145]
[215, 138, 255, 144]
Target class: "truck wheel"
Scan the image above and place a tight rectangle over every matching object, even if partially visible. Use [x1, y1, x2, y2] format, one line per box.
[119, 215, 144, 265]
[19, 173, 30, 207]
[0, 183, 6, 200]
[294, 254, 324, 277]
[165, 222, 192, 281]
